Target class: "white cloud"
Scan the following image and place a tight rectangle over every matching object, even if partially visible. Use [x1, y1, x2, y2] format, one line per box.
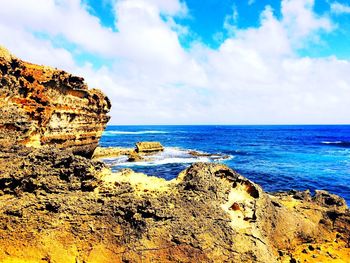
[0, 0, 350, 124]
[331, 2, 350, 14]
[281, 0, 333, 47]
[0, 23, 75, 70]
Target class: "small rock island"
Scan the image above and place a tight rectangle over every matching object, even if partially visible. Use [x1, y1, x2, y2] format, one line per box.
[0, 47, 349, 262]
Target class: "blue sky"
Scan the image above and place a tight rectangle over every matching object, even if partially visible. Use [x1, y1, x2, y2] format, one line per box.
[84, 0, 350, 56]
[1, 0, 350, 124]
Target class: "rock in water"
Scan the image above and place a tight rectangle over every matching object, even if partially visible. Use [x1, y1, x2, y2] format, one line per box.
[127, 150, 144, 162]
[135, 141, 164, 153]
[0, 46, 110, 157]
[92, 146, 133, 159]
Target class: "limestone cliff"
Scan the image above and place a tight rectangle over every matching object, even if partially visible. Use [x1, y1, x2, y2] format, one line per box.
[0, 47, 110, 157]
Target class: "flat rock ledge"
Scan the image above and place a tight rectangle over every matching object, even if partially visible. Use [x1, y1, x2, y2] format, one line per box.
[93, 143, 230, 162]
[136, 141, 164, 153]
[92, 147, 133, 159]
[92, 142, 165, 161]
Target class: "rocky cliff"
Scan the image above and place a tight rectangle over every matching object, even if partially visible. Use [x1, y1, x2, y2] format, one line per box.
[0, 47, 349, 263]
[0, 47, 110, 157]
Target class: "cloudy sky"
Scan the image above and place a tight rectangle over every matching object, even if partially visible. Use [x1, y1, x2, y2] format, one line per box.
[1, 0, 350, 124]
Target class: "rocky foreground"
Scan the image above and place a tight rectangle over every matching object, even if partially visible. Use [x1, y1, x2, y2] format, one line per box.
[0, 146, 349, 263]
[0, 47, 350, 262]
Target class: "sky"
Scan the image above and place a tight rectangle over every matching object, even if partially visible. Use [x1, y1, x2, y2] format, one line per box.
[1, 0, 350, 124]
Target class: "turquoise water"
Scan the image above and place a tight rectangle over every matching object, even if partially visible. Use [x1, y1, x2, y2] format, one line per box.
[100, 125, 350, 204]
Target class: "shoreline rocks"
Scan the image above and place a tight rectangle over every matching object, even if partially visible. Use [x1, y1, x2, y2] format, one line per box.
[0, 147, 349, 262]
[93, 144, 230, 163]
[92, 146, 133, 159]
[127, 150, 144, 162]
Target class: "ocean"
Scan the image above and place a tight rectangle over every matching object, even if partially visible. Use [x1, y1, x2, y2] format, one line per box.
[99, 125, 350, 204]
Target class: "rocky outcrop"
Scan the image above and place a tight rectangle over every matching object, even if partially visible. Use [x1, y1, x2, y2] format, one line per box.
[93, 145, 229, 162]
[92, 143, 164, 163]
[136, 141, 164, 153]
[0, 47, 110, 157]
[92, 147, 133, 159]
[1, 47, 349, 262]
[127, 150, 144, 162]
[0, 146, 349, 262]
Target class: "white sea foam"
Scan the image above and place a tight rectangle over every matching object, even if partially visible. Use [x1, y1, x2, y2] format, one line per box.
[215, 155, 234, 161]
[103, 130, 168, 136]
[321, 141, 343, 144]
[321, 141, 350, 148]
[112, 157, 212, 167]
[104, 147, 231, 167]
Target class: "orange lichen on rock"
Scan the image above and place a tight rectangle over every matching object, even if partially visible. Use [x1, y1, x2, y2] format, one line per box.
[0, 46, 110, 157]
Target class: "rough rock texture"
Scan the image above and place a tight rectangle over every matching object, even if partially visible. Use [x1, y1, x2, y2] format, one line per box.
[127, 150, 144, 162]
[0, 47, 110, 157]
[1, 47, 349, 262]
[93, 147, 133, 159]
[94, 146, 230, 163]
[136, 142, 164, 153]
[0, 147, 349, 263]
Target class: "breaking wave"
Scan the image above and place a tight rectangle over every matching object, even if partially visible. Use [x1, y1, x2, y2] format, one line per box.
[103, 130, 168, 136]
[104, 147, 232, 167]
[321, 141, 350, 148]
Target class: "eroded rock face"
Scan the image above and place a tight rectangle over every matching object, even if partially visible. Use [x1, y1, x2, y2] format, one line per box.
[0, 47, 110, 157]
[0, 147, 349, 262]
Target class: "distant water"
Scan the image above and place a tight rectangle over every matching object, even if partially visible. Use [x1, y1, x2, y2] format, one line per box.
[100, 125, 350, 204]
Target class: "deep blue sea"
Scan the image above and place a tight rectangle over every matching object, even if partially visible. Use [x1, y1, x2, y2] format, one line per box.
[99, 125, 350, 204]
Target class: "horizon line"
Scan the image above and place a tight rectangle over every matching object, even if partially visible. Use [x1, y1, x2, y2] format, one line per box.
[106, 123, 350, 126]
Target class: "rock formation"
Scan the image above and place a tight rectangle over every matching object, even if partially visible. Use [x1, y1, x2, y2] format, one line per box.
[127, 150, 145, 162]
[0, 147, 349, 262]
[0, 47, 110, 157]
[136, 141, 164, 153]
[0, 47, 349, 262]
[93, 147, 133, 159]
[93, 145, 230, 162]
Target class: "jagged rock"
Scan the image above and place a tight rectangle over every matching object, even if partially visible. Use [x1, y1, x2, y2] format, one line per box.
[92, 146, 132, 159]
[0, 46, 110, 157]
[1, 46, 349, 262]
[0, 146, 105, 195]
[0, 147, 349, 262]
[313, 190, 347, 208]
[135, 141, 164, 153]
[127, 150, 144, 162]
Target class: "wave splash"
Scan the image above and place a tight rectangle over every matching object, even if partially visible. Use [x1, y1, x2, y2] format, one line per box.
[103, 130, 168, 136]
[105, 147, 232, 167]
[321, 141, 350, 148]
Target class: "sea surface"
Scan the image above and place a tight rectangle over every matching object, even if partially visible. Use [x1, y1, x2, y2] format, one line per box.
[99, 125, 350, 204]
